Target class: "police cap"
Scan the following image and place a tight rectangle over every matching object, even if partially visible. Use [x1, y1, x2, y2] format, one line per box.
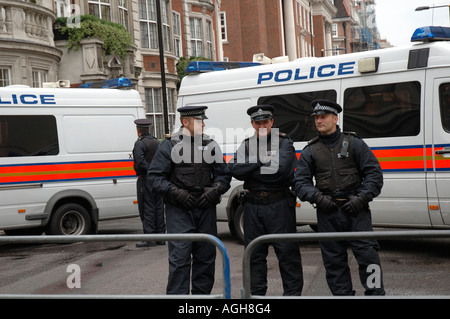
[177, 105, 208, 119]
[134, 118, 152, 127]
[247, 105, 274, 121]
[311, 99, 342, 116]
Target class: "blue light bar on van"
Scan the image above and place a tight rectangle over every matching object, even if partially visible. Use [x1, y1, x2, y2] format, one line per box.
[79, 77, 133, 89]
[185, 61, 261, 74]
[411, 26, 450, 42]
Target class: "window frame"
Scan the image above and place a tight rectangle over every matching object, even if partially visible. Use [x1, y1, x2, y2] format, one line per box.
[145, 87, 176, 139]
[342, 81, 421, 139]
[258, 89, 338, 142]
[0, 67, 11, 87]
[88, 0, 111, 21]
[439, 82, 450, 133]
[0, 115, 59, 158]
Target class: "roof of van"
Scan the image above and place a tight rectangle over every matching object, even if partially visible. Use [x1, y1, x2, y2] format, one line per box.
[0, 87, 143, 108]
[179, 41, 450, 96]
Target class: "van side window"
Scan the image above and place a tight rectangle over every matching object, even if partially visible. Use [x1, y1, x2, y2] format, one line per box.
[0, 115, 59, 157]
[343, 81, 421, 138]
[439, 83, 450, 132]
[258, 89, 337, 142]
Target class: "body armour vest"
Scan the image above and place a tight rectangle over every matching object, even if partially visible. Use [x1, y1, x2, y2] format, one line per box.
[310, 133, 362, 194]
[169, 134, 214, 190]
[141, 136, 159, 164]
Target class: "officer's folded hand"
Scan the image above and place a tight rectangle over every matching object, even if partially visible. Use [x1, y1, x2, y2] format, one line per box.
[168, 185, 196, 210]
[197, 185, 221, 209]
[341, 195, 368, 217]
[314, 193, 338, 213]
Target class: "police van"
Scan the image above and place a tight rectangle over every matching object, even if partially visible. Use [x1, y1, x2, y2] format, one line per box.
[0, 78, 144, 235]
[177, 26, 450, 241]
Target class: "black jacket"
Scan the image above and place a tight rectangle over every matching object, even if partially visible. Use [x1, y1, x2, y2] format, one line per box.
[229, 131, 297, 192]
[293, 127, 383, 203]
[148, 133, 231, 196]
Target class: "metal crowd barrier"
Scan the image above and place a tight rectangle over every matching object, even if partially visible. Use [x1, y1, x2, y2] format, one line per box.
[0, 233, 231, 299]
[242, 229, 450, 299]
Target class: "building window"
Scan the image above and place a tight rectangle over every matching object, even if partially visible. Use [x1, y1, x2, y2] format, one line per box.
[220, 12, 227, 42]
[161, 0, 171, 52]
[32, 70, 47, 88]
[333, 45, 340, 56]
[139, 0, 171, 51]
[206, 20, 212, 59]
[190, 17, 203, 57]
[140, 0, 158, 49]
[55, 0, 70, 18]
[118, 0, 128, 30]
[88, 0, 111, 21]
[0, 68, 10, 87]
[173, 11, 182, 57]
[145, 88, 176, 139]
[332, 23, 338, 37]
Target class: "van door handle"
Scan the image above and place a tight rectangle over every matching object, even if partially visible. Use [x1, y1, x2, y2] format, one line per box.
[435, 147, 450, 155]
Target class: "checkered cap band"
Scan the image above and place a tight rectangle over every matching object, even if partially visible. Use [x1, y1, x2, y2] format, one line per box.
[312, 103, 338, 115]
[251, 109, 272, 118]
[180, 109, 205, 116]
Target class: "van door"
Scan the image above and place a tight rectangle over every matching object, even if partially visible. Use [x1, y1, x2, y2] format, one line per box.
[342, 72, 429, 227]
[432, 78, 450, 225]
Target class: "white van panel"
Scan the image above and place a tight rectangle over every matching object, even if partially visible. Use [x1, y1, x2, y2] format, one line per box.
[63, 115, 137, 153]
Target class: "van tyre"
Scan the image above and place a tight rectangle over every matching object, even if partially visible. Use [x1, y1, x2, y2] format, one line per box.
[233, 204, 245, 244]
[46, 203, 91, 235]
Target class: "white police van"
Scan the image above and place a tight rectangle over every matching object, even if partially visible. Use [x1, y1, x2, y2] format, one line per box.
[177, 26, 450, 241]
[0, 78, 144, 235]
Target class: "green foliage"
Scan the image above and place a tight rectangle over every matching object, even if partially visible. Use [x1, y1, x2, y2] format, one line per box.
[176, 56, 210, 81]
[56, 15, 133, 60]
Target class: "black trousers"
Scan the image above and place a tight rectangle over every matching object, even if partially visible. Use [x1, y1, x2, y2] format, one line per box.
[165, 202, 217, 295]
[244, 199, 303, 296]
[137, 176, 165, 234]
[317, 205, 385, 296]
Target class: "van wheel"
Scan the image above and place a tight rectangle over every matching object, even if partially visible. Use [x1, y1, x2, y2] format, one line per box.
[46, 203, 91, 235]
[233, 204, 245, 244]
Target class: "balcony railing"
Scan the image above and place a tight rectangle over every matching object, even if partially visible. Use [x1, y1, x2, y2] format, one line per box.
[0, 0, 56, 46]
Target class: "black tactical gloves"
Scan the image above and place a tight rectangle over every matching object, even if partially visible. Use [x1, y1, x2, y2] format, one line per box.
[197, 183, 223, 209]
[314, 193, 338, 212]
[341, 194, 368, 216]
[167, 185, 196, 210]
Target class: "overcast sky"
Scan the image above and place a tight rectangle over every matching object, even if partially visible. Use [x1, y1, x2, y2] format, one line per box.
[375, 0, 450, 46]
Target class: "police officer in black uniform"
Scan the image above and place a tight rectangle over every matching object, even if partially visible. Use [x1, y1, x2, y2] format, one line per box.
[293, 99, 385, 296]
[229, 105, 303, 296]
[148, 106, 231, 295]
[132, 119, 165, 247]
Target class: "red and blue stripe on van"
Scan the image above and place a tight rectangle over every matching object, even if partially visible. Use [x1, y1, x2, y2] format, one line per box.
[0, 160, 136, 185]
[225, 144, 450, 172]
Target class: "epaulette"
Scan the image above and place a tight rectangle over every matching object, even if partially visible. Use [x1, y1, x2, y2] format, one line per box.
[307, 136, 319, 145]
[343, 131, 359, 138]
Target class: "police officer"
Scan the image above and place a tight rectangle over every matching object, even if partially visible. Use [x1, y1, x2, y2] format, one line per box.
[293, 99, 385, 296]
[148, 106, 231, 295]
[229, 105, 303, 296]
[132, 119, 165, 248]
